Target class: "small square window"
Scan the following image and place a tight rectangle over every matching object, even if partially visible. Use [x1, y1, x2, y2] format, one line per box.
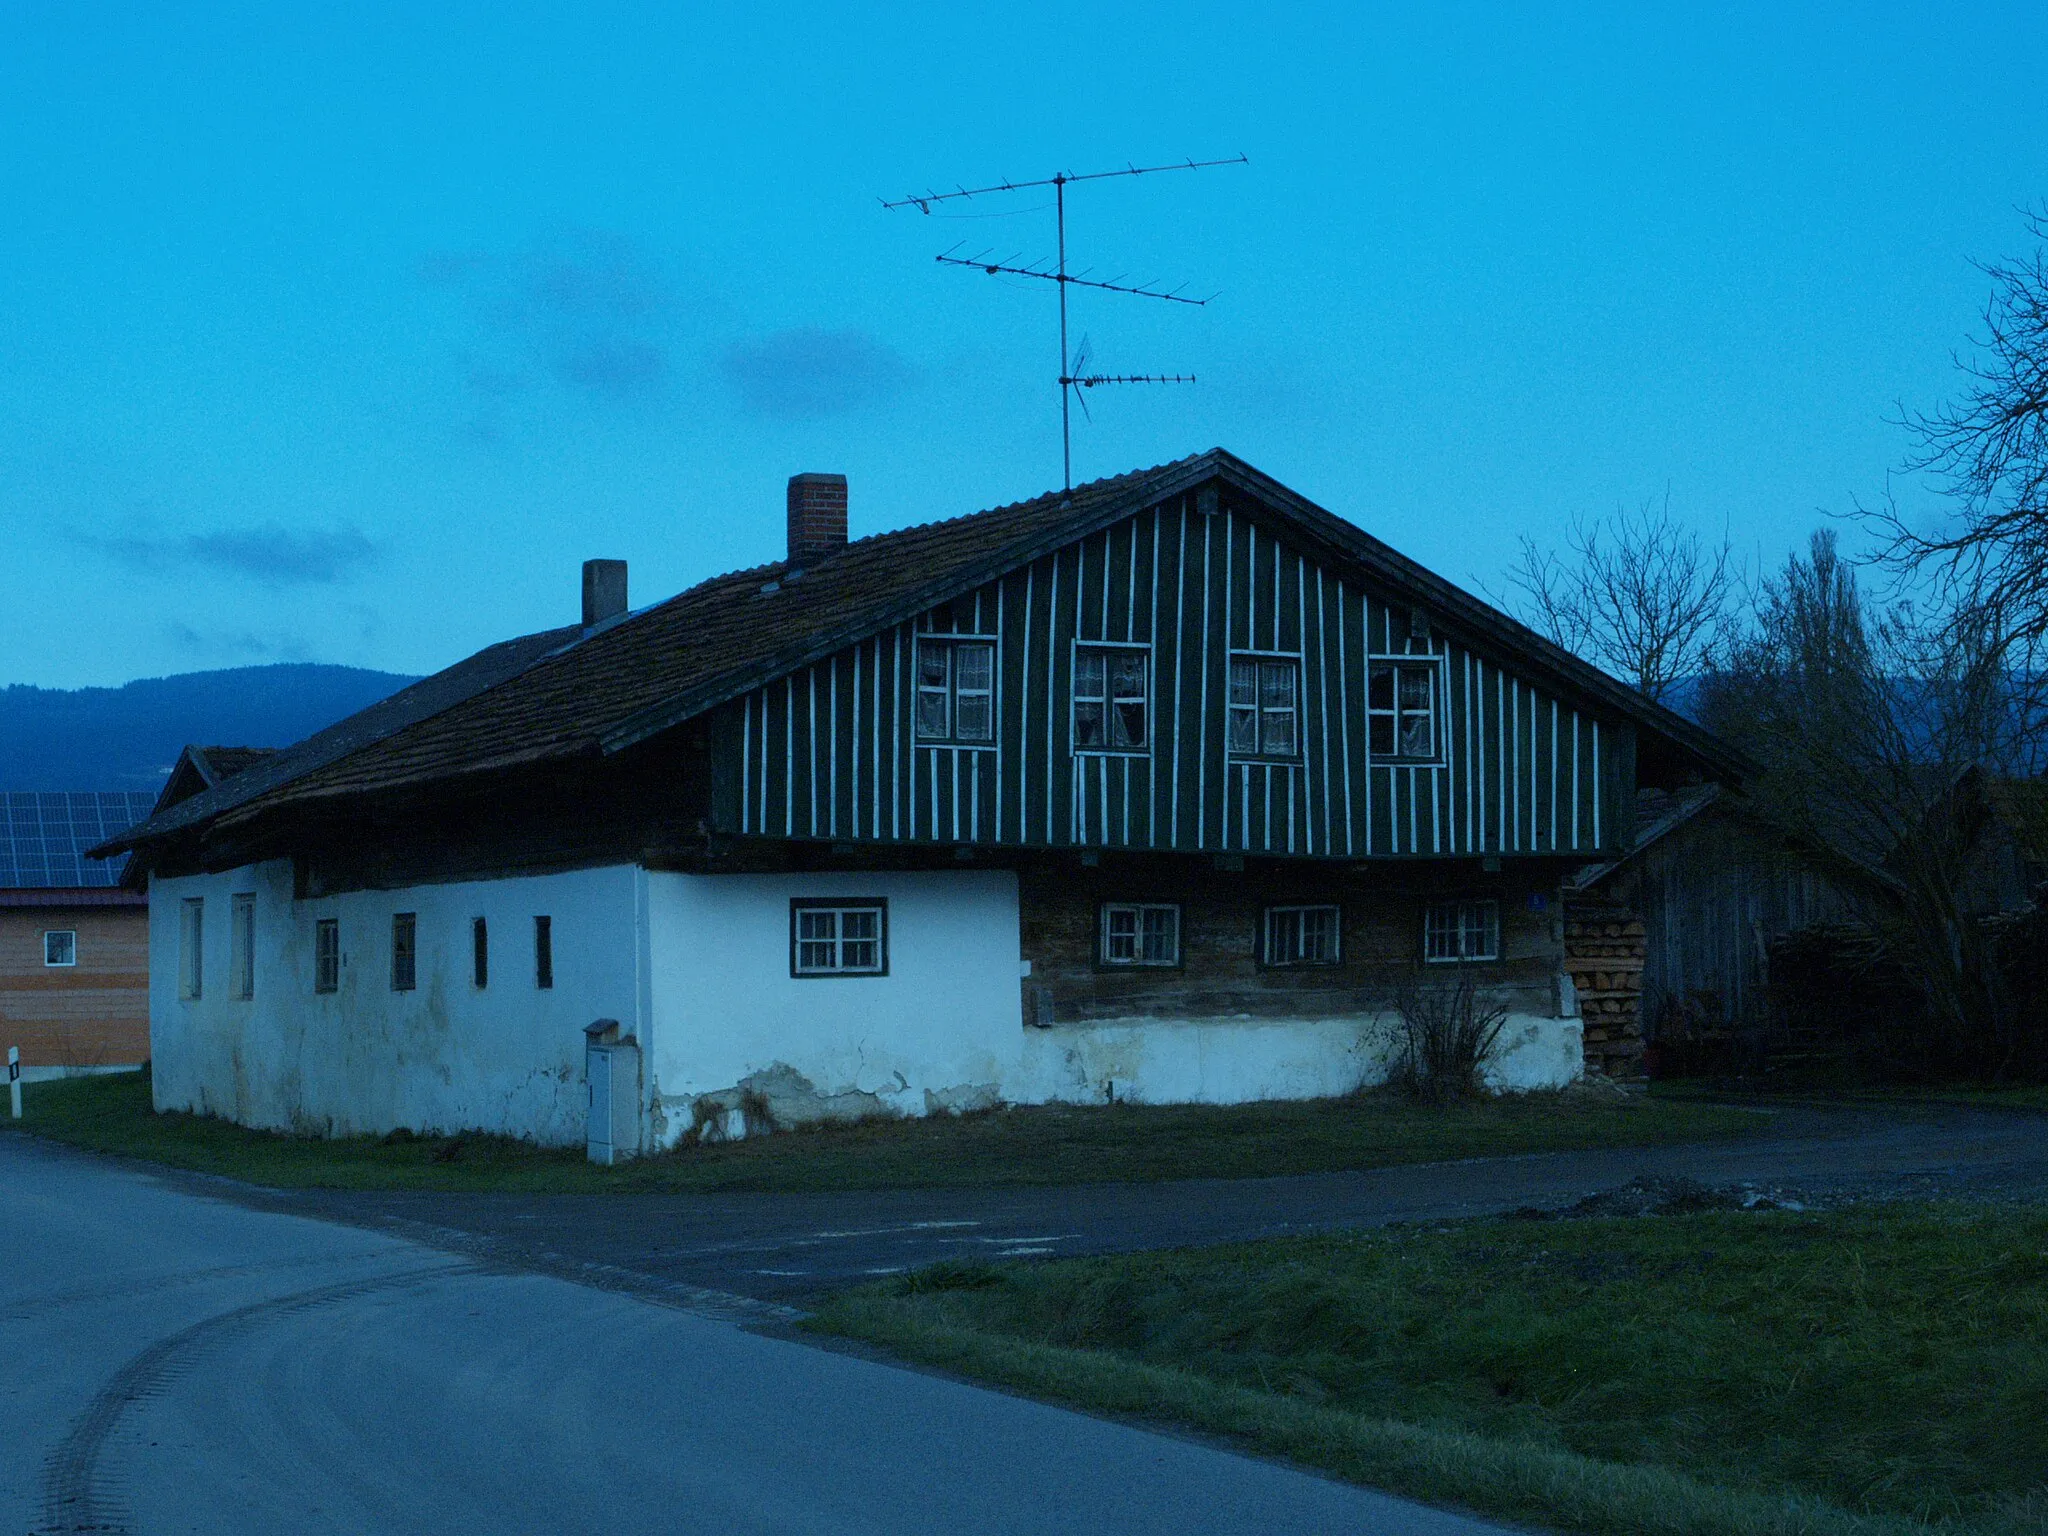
[1100, 903, 1180, 967]
[391, 912, 417, 992]
[1264, 905, 1341, 967]
[791, 900, 889, 977]
[914, 639, 996, 746]
[1424, 900, 1500, 963]
[314, 917, 340, 994]
[43, 930, 76, 967]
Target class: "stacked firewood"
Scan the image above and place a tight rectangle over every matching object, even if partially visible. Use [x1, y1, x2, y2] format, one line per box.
[1564, 899, 1646, 1078]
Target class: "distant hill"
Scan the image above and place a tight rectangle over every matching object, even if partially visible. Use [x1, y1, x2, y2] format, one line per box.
[0, 664, 421, 792]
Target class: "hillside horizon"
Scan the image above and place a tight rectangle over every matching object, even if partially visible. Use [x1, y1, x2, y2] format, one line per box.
[0, 663, 420, 793]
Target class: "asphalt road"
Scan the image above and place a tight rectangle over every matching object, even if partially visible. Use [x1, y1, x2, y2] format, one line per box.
[257, 1100, 2048, 1301]
[3, 1134, 1517, 1536]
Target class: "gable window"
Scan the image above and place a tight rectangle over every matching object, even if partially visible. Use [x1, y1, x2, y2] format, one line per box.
[1074, 645, 1149, 753]
[1424, 900, 1500, 963]
[43, 930, 76, 968]
[314, 917, 339, 994]
[391, 912, 417, 992]
[1227, 656, 1299, 759]
[915, 638, 996, 745]
[791, 899, 888, 977]
[230, 893, 255, 1001]
[1264, 905, 1341, 967]
[1100, 903, 1180, 967]
[535, 915, 554, 989]
[1369, 660, 1442, 762]
[178, 898, 204, 1000]
[472, 917, 489, 989]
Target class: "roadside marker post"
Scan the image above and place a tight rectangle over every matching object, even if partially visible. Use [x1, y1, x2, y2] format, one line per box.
[8, 1047, 19, 1119]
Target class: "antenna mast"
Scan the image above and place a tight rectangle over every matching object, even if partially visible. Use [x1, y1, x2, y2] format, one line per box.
[884, 155, 1245, 490]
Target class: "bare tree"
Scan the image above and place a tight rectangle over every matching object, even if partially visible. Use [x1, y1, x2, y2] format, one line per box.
[1491, 492, 1739, 705]
[1703, 532, 2046, 1076]
[1870, 208, 2048, 641]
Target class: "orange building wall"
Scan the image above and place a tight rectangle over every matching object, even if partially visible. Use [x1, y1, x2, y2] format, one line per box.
[0, 906, 150, 1067]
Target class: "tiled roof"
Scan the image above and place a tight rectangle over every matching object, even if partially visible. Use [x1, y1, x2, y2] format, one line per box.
[96, 622, 585, 856]
[99, 448, 1746, 860]
[2, 792, 159, 888]
[100, 456, 1193, 857]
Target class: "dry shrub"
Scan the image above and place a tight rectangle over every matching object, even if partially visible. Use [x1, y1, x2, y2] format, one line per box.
[1388, 974, 1508, 1104]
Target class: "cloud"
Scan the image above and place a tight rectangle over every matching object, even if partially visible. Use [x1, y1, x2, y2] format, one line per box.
[721, 327, 917, 420]
[92, 525, 377, 585]
[165, 622, 316, 661]
[420, 230, 671, 405]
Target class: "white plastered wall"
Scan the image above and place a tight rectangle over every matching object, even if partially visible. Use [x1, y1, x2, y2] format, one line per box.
[642, 869, 1025, 1142]
[645, 868, 1583, 1142]
[148, 861, 643, 1145]
[150, 861, 1582, 1149]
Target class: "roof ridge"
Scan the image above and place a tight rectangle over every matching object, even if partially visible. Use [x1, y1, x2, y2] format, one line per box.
[835, 454, 1204, 550]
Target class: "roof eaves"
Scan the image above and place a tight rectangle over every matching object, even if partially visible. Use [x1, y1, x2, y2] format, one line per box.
[210, 738, 600, 829]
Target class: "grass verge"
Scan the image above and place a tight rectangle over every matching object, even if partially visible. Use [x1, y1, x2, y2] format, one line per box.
[1652, 1079, 2048, 1115]
[10, 1069, 1765, 1193]
[811, 1206, 2048, 1535]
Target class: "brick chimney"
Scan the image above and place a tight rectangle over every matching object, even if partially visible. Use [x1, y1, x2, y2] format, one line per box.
[582, 559, 628, 628]
[786, 473, 848, 569]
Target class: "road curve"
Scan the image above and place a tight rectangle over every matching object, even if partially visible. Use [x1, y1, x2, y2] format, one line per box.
[1, 1135, 1515, 1536]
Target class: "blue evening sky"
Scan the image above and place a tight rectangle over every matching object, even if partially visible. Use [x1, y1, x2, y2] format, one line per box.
[3, 3, 2043, 687]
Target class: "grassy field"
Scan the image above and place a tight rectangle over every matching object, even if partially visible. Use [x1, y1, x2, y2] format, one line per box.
[10, 1069, 1765, 1193]
[813, 1205, 2048, 1536]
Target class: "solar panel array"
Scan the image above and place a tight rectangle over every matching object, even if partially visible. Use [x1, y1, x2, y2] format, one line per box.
[0, 792, 158, 889]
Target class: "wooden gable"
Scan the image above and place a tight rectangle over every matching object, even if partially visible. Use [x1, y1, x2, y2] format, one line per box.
[708, 482, 1636, 860]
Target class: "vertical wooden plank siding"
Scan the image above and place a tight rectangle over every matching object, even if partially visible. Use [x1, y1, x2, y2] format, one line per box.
[717, 497, 1631, 856]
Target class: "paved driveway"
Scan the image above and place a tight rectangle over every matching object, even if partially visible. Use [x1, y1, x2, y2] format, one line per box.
[3, 1135, 1514, 1536]
[241, 1100, 2048, 1302]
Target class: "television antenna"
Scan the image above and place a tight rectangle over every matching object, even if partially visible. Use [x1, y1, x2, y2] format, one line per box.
[883, 155, 1246, 490]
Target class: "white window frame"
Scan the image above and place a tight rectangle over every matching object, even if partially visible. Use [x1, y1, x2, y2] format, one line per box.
[1368, 656, 1447, 764]
[230, 893, 255, 1001]
[314, 917, 340, 994]
[1072, 641, 1151, 756]
[913, 636, 998, 748]
[1226, 652, 1302, 760]
[791, 899, 889, 977]
[1424, 899, 1501, 963]
[1099, 902, 1180, 967]
[391, 911, 417, 993]
[43, 929, 77, 968]
[178, 897, 204, 1000]
[1263, 904, 1342, 967]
